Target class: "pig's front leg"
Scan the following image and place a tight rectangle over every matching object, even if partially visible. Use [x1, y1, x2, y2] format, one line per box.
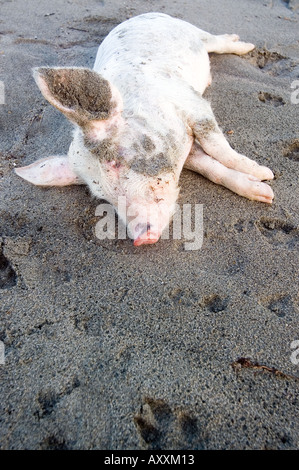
[191, 102, 274, 182]
[184, 142, 274, 203]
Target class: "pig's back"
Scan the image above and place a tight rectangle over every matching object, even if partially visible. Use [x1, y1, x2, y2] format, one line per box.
[93, 13, 210, 97]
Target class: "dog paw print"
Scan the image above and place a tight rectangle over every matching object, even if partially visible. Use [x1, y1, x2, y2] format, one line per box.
[34, 377, 80, 419]
[0, 243, 17, 289]
[258, 91, 285, 107]
[202, 294, 229, 313]
[40, 434, 69, 450]
[165, 287, 199, 307]
[284, 140, 299, 162]
[134, 397, 173, 449]
[260, 294, 295, 318]
[256, 217, 299, 248]
[134, 397, 202, 449]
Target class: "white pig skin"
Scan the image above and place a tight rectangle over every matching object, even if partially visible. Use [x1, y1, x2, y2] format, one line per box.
[15, 13, 274, 246]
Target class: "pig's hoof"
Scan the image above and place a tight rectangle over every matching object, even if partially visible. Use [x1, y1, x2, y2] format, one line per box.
[255, 165, 274, 181]
[224, 34, 255, 55]
[225, 34, 240, 42]
[251, 183, 274, 204]
[238, 161, 274, 181]
[241, 175, 274, 204]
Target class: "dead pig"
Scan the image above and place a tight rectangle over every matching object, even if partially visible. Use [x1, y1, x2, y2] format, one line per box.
[15, 13, 274, 246]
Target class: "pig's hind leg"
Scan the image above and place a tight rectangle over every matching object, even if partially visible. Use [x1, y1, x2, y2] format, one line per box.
[184, 142, 274, 203]
[198, 29, 254, 55]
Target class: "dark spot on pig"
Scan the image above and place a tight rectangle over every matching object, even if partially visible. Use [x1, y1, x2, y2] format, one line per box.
[84, 136, 123, 165]
[132, 141, 141, 154]
[142, 135, 156, 152]
[193, 118, 218, 140]
[130, 152, 173, 176]
[38, 67, 113, 126]
[159, 131, 178, 154]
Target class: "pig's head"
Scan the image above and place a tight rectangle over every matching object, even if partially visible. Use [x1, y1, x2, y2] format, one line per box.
[15, 67, 180, 245]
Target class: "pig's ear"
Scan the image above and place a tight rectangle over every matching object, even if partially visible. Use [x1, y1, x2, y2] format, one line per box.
[33, 67, 122, 131]
[15, 156, 84, 186]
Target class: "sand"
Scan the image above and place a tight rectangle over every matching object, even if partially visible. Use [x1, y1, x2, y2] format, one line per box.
[0, 0, 298, 450]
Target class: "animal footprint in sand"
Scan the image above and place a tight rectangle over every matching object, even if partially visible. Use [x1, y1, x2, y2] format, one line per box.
[284, 140, 299, 162]
[258, 91, 285, 107]
[256, 217, 299, 248]
[134, 397, 200, 449]
[0, 245, 17, 289]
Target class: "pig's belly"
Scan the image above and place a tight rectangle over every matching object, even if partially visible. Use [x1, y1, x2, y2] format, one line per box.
[94, 13, 211, 96]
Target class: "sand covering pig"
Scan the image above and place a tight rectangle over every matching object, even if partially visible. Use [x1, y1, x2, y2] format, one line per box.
[15, 13, 274, 246]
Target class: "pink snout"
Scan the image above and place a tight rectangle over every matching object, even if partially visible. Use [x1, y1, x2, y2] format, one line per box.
[133, 226, 161, 246]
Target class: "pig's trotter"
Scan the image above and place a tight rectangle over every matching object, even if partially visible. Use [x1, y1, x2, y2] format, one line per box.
[192, 104, 274, 182]
[184, 143, 274, 204]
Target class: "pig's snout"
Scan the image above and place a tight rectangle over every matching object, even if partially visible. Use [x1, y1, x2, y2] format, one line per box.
[133, 223, 160, 246]
[127, 199, 175, 247]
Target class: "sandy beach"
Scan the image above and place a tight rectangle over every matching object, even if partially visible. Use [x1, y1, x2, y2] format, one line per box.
[0, 0, 298, 450]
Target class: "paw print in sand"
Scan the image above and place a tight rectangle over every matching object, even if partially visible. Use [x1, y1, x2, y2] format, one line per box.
[134, 397, 203, 450]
